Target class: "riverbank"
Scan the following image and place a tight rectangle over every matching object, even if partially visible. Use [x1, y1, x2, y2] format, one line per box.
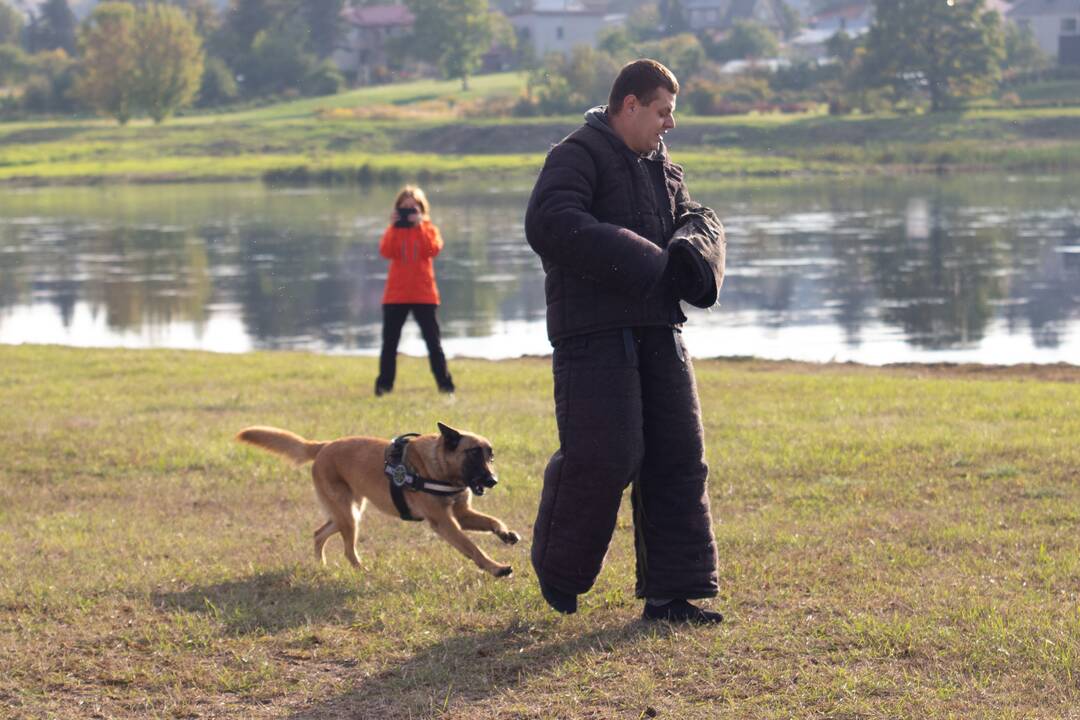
[3, 72, 1080, 185]
[1, 344, 1078, 718]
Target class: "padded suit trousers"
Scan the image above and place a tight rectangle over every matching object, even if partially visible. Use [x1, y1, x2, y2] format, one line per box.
[531, 325, 719, 600]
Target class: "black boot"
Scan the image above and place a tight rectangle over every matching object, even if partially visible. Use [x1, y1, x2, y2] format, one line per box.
[642, 599, 723, 625]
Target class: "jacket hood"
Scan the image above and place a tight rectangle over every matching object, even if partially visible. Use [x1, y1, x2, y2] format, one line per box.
[584, 105, 668, 161]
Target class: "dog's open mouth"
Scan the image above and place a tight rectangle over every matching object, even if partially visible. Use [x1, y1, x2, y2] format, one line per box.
[468, 473, 498, 496]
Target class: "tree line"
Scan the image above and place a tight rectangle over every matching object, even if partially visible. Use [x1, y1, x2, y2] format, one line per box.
[0, 0, 1060, 124]
[1, 0, 358, 122]
[0, 0, 521, 122]
[521, 0, 1051, 116]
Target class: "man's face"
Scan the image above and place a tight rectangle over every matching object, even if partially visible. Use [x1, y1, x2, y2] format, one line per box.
[623, 88, 677, 155]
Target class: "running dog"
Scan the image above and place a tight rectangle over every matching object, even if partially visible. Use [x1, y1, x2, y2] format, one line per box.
[236, 422, 519, 577]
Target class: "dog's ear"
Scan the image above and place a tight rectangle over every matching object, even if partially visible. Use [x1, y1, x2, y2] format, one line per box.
[437, 422, 463, 451]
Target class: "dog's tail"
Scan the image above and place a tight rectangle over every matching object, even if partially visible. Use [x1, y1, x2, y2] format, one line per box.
[236, 426, 327, 466]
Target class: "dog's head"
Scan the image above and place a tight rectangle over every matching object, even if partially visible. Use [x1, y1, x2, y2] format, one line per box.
[437, 421, 498, 496]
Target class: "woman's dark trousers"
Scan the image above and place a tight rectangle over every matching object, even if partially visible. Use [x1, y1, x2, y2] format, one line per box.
[376, 303, 454, 392]
[531, 326, 719, 600]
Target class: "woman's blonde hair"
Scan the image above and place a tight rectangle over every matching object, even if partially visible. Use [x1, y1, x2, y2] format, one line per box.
[394, 185, 430, 219]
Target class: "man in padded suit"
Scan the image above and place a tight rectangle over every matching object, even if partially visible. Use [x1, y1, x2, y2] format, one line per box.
[525, 59, 727, 623]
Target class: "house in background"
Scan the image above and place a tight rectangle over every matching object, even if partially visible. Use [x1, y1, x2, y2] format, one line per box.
[787, 1, 872, 61]
[683, 0, 791, 34]
[510, 0, 625, 58]
[806, 0, 873, 35]
[333, 4, 415, 84]
[1008, 0, 1080, 65]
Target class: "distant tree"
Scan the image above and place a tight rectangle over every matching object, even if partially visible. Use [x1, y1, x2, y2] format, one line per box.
[217, 0, 346, 95]
[861, 0, 1004, 112]
[597, 25, 634, 57]
[30, 0, 77, 55]
[595, 26, 704, 82]
[405, 0, 501, 90]
[302, 0, 344, 58]
[133, 3, 204, 123]
[526, 44, 621, 114]
[245, 23, 316, 93]
[638, 32, 705, 80]
[1003, 20, 1047, 74]
[777, 0, 801, 40]
[825, 29, 857, 66]
[197, 55, 238, 106]
[0, 0, 23, 47]
[21, 47, 80, 113]
[305, 58, 345, 95]
[0, 43, 29, 86]
[658, 0, 688, 36]
[170, 0, 221, 39]
[626, 2, 662, 41]
[708, 19, 779, 62]
[222, 0, 280, 58]
[489, 11, 516, 56]
[75, 2, 138, 123]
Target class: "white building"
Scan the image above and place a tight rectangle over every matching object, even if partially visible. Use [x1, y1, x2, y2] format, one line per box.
[1008, 0, 1080, 64]
[511, 0, 625, 58]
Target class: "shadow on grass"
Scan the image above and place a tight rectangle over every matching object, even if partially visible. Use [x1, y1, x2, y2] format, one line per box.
[153, 569, 357, 635]
[286, 618, 669, 719]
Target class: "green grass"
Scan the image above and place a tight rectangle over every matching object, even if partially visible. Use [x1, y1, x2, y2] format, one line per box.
[4, 72, 1080, 185]
[1004, 76, 1080, 106]
[2, 345, 1079, 718]
[217, 71, 531, 122]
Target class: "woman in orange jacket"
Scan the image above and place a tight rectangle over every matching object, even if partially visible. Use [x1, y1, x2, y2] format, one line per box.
[374, 185, 455, 396]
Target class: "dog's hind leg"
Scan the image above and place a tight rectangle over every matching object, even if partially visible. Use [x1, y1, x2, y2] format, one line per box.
[453, 504, 520, 545]
[314, 520, 337, 565]
[313, 465, 364, 568]
[334, 500, 366, 569]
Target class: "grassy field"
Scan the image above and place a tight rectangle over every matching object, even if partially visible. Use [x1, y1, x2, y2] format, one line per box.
[3, 71, 1080, 185]
[1, 344, 1079, 718]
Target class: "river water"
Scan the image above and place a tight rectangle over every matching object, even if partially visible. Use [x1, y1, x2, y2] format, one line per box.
[1, 174, 1077, 364]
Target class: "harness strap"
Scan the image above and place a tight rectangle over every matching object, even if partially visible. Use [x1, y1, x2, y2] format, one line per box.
[390, 478, 422, 522]
[384, 433, 464, 522]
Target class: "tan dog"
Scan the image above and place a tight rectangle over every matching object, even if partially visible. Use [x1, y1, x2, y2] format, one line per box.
[236, 422, 520, 577]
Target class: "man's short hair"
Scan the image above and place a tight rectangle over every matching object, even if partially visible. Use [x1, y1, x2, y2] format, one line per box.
[608, 59, 679, 115]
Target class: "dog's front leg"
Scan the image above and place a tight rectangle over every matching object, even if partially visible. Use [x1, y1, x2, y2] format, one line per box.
[453, 505, 520, 545]
[427, 513, 512, 578]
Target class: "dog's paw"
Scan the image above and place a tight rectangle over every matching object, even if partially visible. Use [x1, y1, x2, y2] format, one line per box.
[499, 530, 520, 546]
[494, 565, 513, 578]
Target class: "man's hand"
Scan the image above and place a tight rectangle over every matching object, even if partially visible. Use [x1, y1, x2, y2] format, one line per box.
[664, 244, 707, 303]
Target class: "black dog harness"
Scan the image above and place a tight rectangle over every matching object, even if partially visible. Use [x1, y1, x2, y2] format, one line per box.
[384, 433, 464, 521]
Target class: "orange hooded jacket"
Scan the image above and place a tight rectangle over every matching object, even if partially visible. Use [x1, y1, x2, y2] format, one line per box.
[379, 220, 444, 305]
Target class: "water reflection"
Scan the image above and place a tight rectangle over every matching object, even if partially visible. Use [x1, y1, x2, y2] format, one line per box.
[0, 175, 1077, 364]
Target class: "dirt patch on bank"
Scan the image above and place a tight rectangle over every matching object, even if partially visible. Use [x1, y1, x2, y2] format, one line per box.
[400, 122, 575, 154]
[703, 357, 1080, 383]
[883, 361, 1080, 383]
